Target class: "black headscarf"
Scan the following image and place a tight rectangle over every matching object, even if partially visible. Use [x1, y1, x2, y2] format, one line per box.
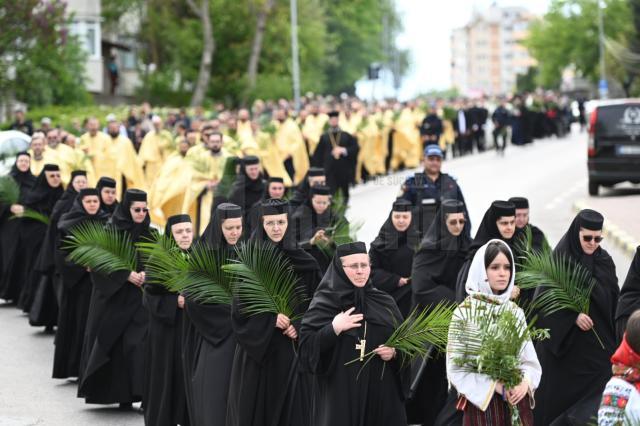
[200, 203, 244, 249]
[107, 189, 151, 242]
[96, 176, 118, 215]
[58, 188, 108, 234]
[229, 156, 265, 209]
[250, 199, 319, 273]
[467, 200, 518, 259]
[9, 151, 36, 189]
[20, 164, 64, 213]
[164, 214, 192, 240]
[370, 199, 420, 254]
[420, 199, 471, 252]
[554, 209, 617, 292]
[616, 247, 640, 330]
[301, 245, 402, 334]
[50, 170, 87, 222]
[291, 185, 334, 241]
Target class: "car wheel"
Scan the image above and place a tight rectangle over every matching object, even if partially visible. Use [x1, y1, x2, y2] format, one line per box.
[588, 181, 599, 196]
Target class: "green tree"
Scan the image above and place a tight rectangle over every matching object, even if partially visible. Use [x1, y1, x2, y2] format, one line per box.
[525, 0, 632, 90]
[0, 0, 90, 106]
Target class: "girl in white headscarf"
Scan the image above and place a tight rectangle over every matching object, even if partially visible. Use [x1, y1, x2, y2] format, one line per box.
[446, 239, 542, 425]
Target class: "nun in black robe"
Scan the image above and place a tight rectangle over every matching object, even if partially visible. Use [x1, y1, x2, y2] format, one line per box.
[78, 189, 151, 406]
[369, 199, 419, 317]
[0, 152, 36, 301]
[228, 156, 265, 221]
[454, 200, 521, 302]
[246, 177, 286, 232]
[299, 241, 409, 426]
[142, 214, 191, 426]
[226, 198, 322, 426]
[53, 188, 108, 379]
[9, 164, 64, 308]
[407, 199, 471, 426]
[508, 196, 549, 308]
[533, 209, 619, 426]
[28, 170, 88, 327]
[182, 203, 244, 426]
[97, 176, 119, 216]
[616, 246, 640, 340]
[291, 185, 343, 274]
[289, 167, 326, 208]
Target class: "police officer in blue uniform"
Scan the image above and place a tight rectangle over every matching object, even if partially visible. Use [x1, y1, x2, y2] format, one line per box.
[400, 144, 470, 237]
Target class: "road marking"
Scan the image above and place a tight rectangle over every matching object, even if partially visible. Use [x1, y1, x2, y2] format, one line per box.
[545, 179, 586, 210]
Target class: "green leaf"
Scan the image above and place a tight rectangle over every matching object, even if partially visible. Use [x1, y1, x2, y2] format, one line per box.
[9, 208, 51, 225]
[223, 241, 303, 319]
[449, 301, 549, 389]
[63, 221, 137, 274]
[0, 176, 20, 206]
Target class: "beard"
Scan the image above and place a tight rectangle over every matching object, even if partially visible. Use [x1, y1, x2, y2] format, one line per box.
[108, 131, 119, 138]
[209, 146, 222, 154]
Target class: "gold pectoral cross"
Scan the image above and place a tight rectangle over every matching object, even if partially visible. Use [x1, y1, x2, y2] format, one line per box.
[355, 321, 368, 362]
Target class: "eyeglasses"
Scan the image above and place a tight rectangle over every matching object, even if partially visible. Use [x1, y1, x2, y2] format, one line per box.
[447, 219, 466, 226]
[582, 235, 603, 243]
[132, 207, 149, 213]
[342, 263, 371, 271]
[264, 220, 287, 227]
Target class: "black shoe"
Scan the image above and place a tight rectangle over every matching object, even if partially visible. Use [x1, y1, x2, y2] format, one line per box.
[118, 402, 132, 410]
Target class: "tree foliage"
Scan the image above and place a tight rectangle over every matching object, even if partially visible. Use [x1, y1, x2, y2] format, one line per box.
[525, 0, 633, 90]
[103, 0, 407, 106]
[0, 0, 90, 106]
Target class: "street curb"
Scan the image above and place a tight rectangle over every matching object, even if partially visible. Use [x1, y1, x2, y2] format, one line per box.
[573, 201, 639, 259]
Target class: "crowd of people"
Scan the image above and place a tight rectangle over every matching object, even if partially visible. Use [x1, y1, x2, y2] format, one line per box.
[3, 92, 637, 426]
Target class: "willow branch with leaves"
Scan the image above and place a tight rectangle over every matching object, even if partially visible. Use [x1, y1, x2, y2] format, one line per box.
[223, 241, 303, 320]
[449, 303, 549, 425]
[63, 221, 137, 274]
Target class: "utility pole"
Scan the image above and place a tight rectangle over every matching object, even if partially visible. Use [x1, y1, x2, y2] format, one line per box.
[290, 0, 301, 111]
[597, 0, 608, 99]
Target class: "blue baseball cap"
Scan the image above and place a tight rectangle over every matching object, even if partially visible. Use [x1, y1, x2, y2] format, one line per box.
[424, 144, 443, 158]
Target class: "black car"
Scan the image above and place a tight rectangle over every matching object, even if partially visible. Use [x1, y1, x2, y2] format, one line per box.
[588, 99, 640, 195]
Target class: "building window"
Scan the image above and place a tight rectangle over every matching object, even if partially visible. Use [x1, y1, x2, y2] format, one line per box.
[70, 20, 101, 59]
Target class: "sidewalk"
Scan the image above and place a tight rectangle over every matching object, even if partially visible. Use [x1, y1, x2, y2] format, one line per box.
[574, 189, 640, 258]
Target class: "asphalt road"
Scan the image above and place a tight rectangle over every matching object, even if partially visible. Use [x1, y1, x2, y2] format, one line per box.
[0, 127, 635, 425]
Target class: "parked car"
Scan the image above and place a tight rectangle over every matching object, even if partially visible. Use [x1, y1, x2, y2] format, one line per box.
[588, 99, 640, 195]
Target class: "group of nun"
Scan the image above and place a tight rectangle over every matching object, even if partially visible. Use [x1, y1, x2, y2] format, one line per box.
[2, 150, 640, 426]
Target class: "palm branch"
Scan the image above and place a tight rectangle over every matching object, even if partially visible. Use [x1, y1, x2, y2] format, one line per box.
[187, 155, 212, 175]
[222, 241, 303, 319]
[517, 249, 604, 348]
[63, 221, 137, 274]
[0, 176, 20, 205]
[136, 233, 183, 285]
[9, 208, 51, 225]
[170, 243, 235, 305]
[215, 157, 238, 199]
[262, 122, 277, 136]
[449, 302, 549, 425]
[346, 303, 455, 369]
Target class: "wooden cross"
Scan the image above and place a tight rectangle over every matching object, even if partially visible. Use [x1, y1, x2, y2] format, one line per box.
[355, 339, 367, 362]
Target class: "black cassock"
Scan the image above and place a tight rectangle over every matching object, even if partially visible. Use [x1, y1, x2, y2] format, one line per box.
[142, 282, 189, 426]
[517, 223, 548, 309]
[78, 197, 150, 404]
[369, 213, 420, 317]
[226, 230, 321, 426]
[291, 202, 344, 274]
[229, 174, 265, 222]
[533, 215, 619, 426]
[311, 129, 358, 202]
[0, 160, 35, 301]
[28, 185, 79, 326]
[408, 208, 470, 426]
[299, 256, 408, 426]
[13, 171, 63, 309]
[52, 199, 108, 379]
[616, 247, 640, 340]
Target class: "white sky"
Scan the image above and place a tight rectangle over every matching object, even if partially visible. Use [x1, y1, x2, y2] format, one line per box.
[357, 0, 551, 100]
